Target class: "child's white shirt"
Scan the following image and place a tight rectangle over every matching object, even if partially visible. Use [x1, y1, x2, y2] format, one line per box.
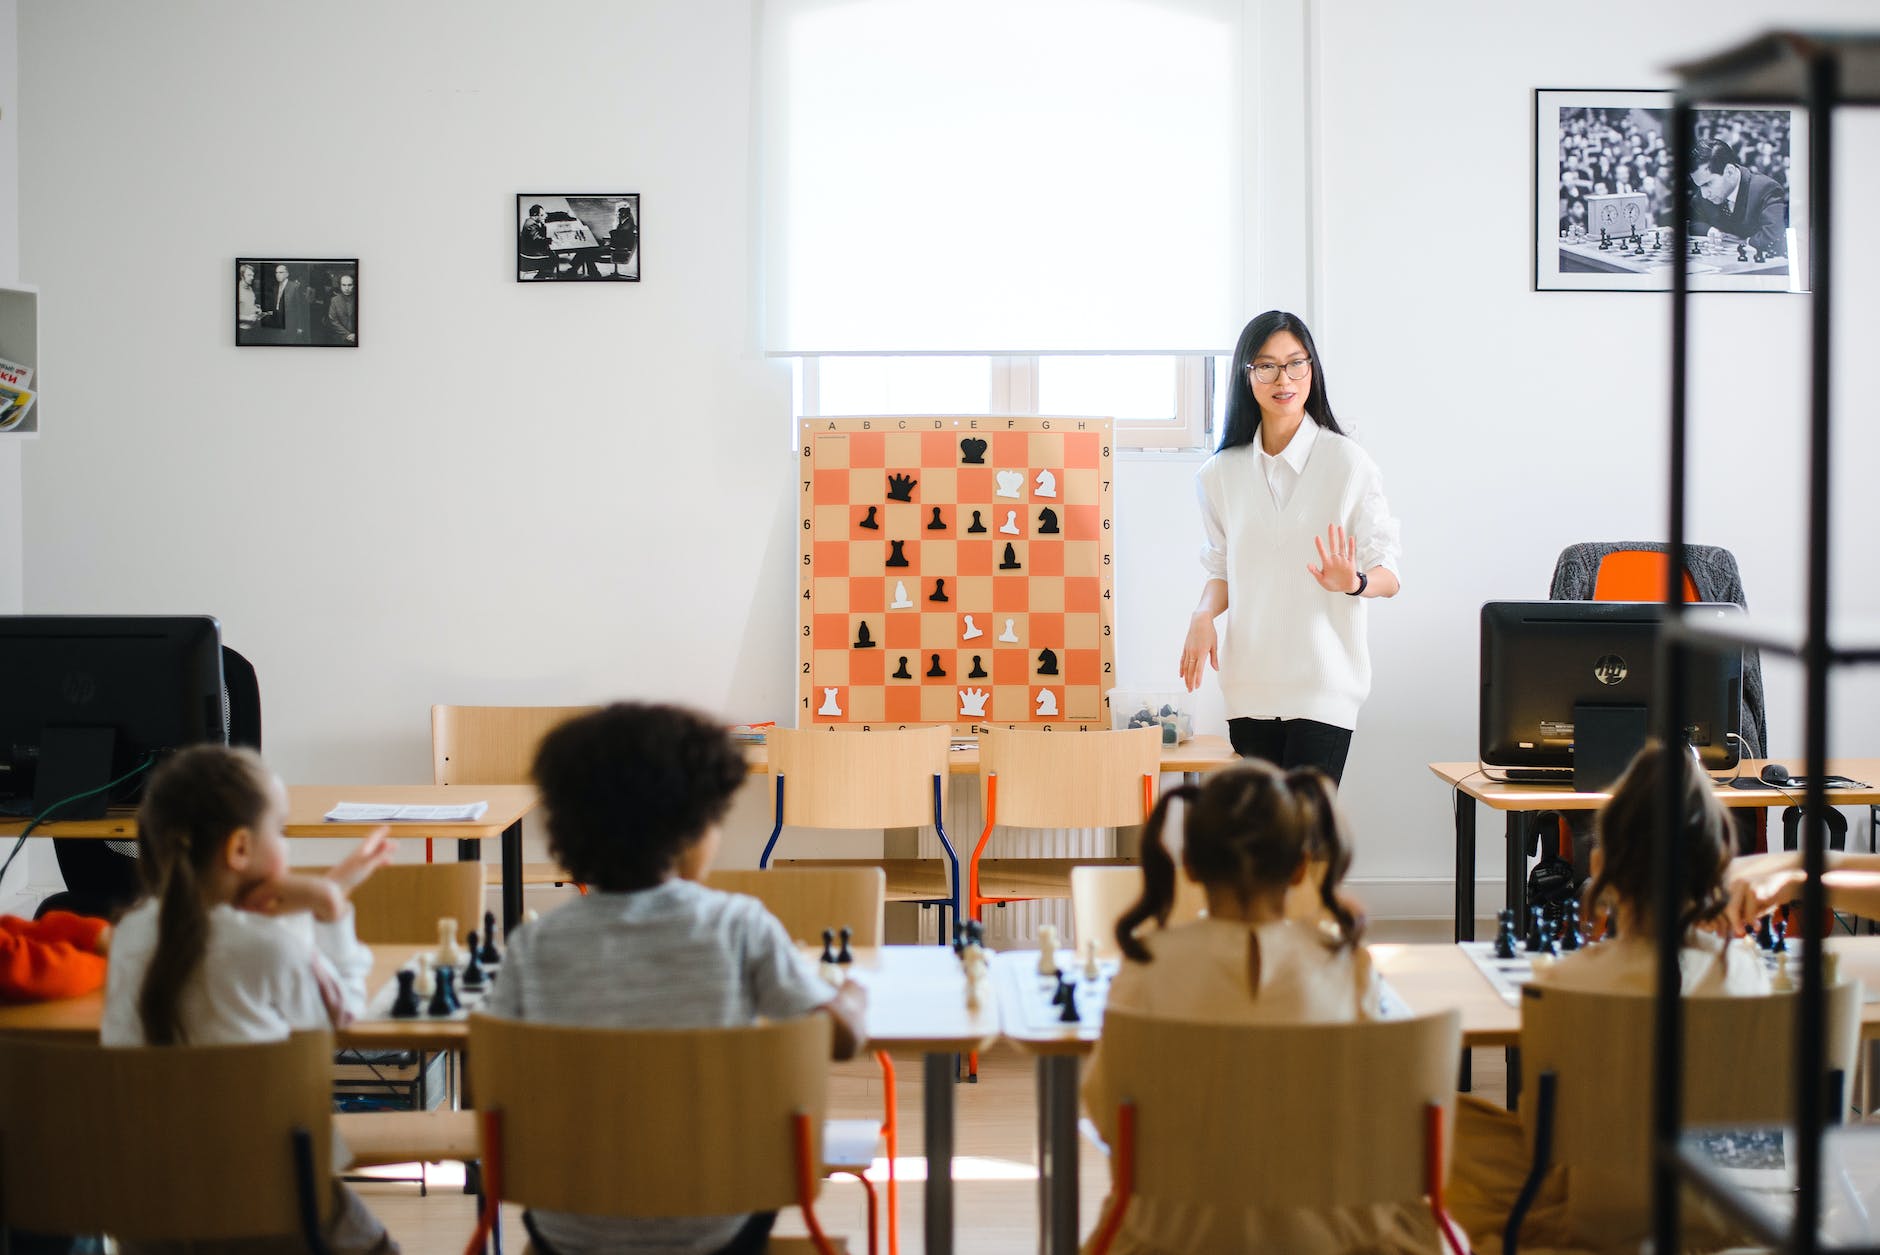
[1534, 930, 1772, 996]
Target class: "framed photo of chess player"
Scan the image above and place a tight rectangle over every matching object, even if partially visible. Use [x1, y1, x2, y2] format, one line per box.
[235, 258, 359, 347]
[1533, 89, 1808, 293]
[516, 194, 641, 282]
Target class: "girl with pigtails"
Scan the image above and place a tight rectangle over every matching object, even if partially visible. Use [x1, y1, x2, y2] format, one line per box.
[1080, 760, 1440, 1253]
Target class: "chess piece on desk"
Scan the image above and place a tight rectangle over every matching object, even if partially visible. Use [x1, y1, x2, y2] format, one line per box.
[1038, 924, 1060, 975]
[429, 966, 459, 1016]
[1772, 916, 1788, 953]
[1539, 919, 1559, 958]
[462, 933, 487, 990]
[390, 969, 421, 1019]
[965, 919, 985, 949]
[481, 912, 501, 964]
[1756, 914, 1775, 951]
[820, 928, 842, 985]
[1083, 939, 1101, 982]
[415, 954, 436, 998]
[1525, 906, 1544, 954]
[1560, 901, 1582, 952]
[837, 925, 853, 965]
[1051, 971, 1072, 1007]
[434, 918, 463, 968]
[1773, 951, 1795, 992]
[1493, 909, 1518, 960]
[1058, 981, 1081, 1024]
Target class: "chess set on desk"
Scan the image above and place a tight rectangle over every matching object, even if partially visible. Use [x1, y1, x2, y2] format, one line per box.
[1462, 906, 1858, 1008]
[365, 911, 506, 1021]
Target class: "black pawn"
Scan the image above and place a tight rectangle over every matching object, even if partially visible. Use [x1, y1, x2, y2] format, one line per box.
[967, 510, 987, 534]
[837, 926, 853, 964]
[1000, 542, 1020, 570]
[886, 540, 909, 568]
[481, 912, 500, 964]
[462, 933, 487, 989]
[1050, 972, 1071, 1006]
[1525, 906, 1544, 953]
[1560, 902, 1581, 952]
[391, 969, 421, 1018]
[1539, 919, 1559, 957]
[1773, 916, 1788, 953]
[1493, 909, 1517, 960]
[968, 655, 987, 679]
[860, 506, 880, 530]
[929, 579, 949, 603]
[927, 507, 947, 531]
[1756, 914, 1775, 951]
[1037, 508, 1060, 534]
[1036, 648, 1058, 676]
[926, 653, 946, 678]
[1057, 981, 1081, 1023]
[854, 622, 876, 649]
[821, 928, 836, 964]
[429, 966, 458, 1017]
[892, 655, 913, 680]
[960, 437, 987, 464]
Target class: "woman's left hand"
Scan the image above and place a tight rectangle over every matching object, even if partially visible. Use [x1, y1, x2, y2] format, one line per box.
[1307, 524, 1360, 593]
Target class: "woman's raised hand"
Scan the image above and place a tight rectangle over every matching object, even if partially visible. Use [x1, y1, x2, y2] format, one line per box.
[1308, 524, 1360, 594]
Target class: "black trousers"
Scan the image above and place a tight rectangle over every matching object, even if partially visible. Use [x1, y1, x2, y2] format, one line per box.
[1226, 717, 1354, 786]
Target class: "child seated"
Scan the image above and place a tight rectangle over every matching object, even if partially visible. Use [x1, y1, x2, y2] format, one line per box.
[101, 744, 397, 1254]
[485, 702, 867, 1255]
[1080, 760, 1439, 1253]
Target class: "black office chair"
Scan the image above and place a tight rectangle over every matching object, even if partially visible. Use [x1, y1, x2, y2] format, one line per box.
[37, 646, 261, 921]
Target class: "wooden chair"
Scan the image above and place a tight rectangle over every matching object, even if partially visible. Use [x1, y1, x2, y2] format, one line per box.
[761, 726, 958, 942]
[0, 1031, 336, 1249]
[1085, 1008, 1468, 1254]
[969, 727, 1163, 922]
[1069, 865, 1207, 958]
[1505, 982, 1861, 1253]
[431, 702, 594, 877]
[465, 1014, 852, 1255]
[331, 860, 487, 946]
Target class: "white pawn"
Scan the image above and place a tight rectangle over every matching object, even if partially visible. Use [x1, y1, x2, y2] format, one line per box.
[1773, 951, 1795, 992]
[962, 614, 984, 640]
[891, 580, 914, 610]
[999, 618, 1019, 643]
[1083, 938, 1101, 982]
[434, 917, 463, 967]
[1038, 923, 1059, 975]
[999, 510, 1020, 535]
[414, 953, 436, 997]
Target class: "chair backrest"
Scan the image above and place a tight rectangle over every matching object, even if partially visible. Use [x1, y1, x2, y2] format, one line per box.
[320, 860, 486, 945]
[468, 1013, 830, 1216]
[767, 726, 951, 829]
[705, 866, 887, 946]
[221, 644, 262, 750]
[432, 704, 597, 785]
[1096, 1008, 1461, 1208]
[978, 727, 1163, 829]
[0, 1030, 333, 1240]
[1070, 865, 1206, 958]
[1520, 982, 1861, 1242]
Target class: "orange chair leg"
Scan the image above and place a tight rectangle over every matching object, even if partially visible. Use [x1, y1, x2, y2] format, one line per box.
[426, 837, 434, 864]
[875, 1049, 899, 1255]
[833, 1169, 880, 1255]
[1087, 1102, 1136, 1255]
[1425, 1101, 1468, 1255]
[794, 1112, 840, 1255]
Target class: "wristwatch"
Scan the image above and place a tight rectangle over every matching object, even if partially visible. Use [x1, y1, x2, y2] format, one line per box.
[1346, 570, 1368, 597]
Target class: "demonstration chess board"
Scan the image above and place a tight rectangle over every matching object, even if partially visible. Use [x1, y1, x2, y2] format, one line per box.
[799, 417, 1115, 732]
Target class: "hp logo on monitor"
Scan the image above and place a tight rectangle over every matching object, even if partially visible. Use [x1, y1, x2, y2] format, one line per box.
[1593, 654, 1628, 686]
[61, 671, 99, 706]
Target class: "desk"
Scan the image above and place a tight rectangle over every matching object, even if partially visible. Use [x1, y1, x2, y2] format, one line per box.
[2, 785, 541, 934]
[1432, 759, 1880, 944]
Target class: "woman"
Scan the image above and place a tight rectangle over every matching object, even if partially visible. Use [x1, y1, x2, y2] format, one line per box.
[1180, 310, 1401, 785]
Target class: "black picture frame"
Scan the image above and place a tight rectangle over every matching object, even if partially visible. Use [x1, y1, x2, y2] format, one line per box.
[1534, 88, 1808, 293]
[516, 194, 640, 282]
[236, 258, 359, 347]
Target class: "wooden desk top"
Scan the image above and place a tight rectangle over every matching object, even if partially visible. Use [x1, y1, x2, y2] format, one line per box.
[1, 784, 540, 842]
[1430, 759, 1880, 811]
[745, 734, 1238, 777]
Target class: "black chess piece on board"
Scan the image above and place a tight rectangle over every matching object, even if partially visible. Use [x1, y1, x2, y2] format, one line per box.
[1525, 906, 1544, 953]
[961, 437, 988, 464]
[1559, 902, 1581, 952]
[886, 540, 909, 568]
[886, 472, 917, 503]
[893, 655, 913, 680]
[930, 579, 949, 603]
[463, 933, 487, 989]
[1058, 981, 1081, 1023]
[1493, 909, 1517, 959]
[1756, 914, 1775, 951]
[1038, 508, 1060, 534]
[927, 653, 946, 678]
[968, 510, 987, 534]
[429, 967, 459, 1016]
[928, 507, 947, 530]
[860, 506, 880, 530]
[837, 926, 853, 964]
[1051, 972, 1071, 1007]
[391, 969, 421, 1018]
[1773, 915, 1788, 953]
[821, 928, 836, 964]
[968, 655, 987, 679]
[481, 911, 501, 964]
[854, 622, 876, 649]
[1000, 543, 1020, 570]
[1036, 648, 1058, 676]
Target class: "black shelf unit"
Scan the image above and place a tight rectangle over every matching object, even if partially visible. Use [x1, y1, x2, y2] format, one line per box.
[1655, 31, 1880, 1255]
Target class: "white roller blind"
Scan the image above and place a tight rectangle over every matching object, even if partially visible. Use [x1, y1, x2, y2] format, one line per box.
[759, 0, 1244, 355]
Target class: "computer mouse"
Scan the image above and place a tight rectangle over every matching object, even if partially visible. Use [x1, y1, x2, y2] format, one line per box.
[1760, 763, 1793, 786]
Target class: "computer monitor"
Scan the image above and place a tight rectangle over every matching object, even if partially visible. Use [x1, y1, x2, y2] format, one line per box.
[1479, 600, 1744, 789]
[0, 616, 227, 818]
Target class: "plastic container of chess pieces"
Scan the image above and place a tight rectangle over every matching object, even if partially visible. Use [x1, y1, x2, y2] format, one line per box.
[1108, 688, 1194, 743]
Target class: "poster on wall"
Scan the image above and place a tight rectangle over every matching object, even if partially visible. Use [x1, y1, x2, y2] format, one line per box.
[1534, 89, 1808, 293]
[516, 195, 640, 282]
[236, 259, 358, 347]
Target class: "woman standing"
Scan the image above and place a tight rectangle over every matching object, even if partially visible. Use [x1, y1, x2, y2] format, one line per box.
[1180, 311, 1401, 785]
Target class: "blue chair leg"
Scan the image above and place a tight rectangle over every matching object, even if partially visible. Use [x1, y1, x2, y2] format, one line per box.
[759, 775, 785, 869]
[931, 774, 961, 946]
[1503, 1070, 1557, 1255]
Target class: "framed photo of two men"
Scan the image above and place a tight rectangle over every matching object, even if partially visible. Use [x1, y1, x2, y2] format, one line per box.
[236, 259, 359, 347]
[1534, 88, 1809, 292]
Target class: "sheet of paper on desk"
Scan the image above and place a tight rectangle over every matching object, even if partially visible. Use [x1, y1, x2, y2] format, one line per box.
[324, 801, 489, 822]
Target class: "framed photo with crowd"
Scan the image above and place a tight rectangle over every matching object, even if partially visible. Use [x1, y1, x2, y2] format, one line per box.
[516, 195, 641, 282]
[1533, 89, 1808, 293]
[236, 259, 359, 346]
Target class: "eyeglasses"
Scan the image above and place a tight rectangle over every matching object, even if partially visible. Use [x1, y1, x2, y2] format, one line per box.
[1247, 358, 1312, 384]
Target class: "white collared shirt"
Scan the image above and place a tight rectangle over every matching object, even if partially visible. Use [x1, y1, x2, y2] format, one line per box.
[1256, 417, 1319, 510]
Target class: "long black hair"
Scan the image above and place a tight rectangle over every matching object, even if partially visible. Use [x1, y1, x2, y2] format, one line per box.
[1217, 310, 1344, 452]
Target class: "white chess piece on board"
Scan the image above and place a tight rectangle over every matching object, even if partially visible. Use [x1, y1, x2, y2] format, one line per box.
[959, 688, 990, 718]
[415, 954, 436, 997]
[1038, 924, 1059, 975]
[963, 614, 984, 640]
[1036, 689, 1058, 717]
[1035, 469, 1057, 498]
[995, 469, 1024, 499]
[434, 918, 463, 967]
[891, 580, 914, 609]
[999, 510, 1020, 535]
[1084, 939, 1101, 981]
[999, 618, 1019, 643]
[818, 688, 842, 716]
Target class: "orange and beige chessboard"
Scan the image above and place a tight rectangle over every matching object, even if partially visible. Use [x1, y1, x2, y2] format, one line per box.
[799, 416, 1115, 733]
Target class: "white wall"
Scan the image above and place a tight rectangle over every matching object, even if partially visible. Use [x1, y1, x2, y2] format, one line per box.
[0, 0, 20, 620]
[16, 0, 1880, 912]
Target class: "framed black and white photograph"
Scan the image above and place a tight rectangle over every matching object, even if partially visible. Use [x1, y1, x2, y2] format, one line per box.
[1534, 89, 1808, 292]
[236, 258, 358, 346]
[516, 195, 640, 282]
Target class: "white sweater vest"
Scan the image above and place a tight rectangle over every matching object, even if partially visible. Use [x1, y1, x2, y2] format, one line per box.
[1196, 434, 1382, 729]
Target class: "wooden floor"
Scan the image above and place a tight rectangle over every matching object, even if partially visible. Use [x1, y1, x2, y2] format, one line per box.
[357, 920, 1512, 1254]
